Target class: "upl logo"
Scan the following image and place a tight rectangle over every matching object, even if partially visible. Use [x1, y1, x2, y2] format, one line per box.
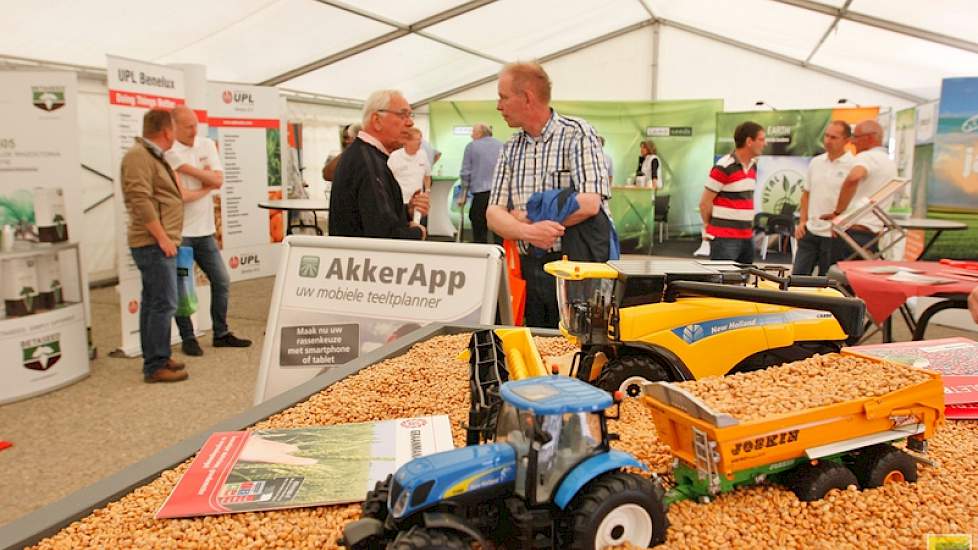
[229, 254, 260, 269]
[222, 90, 255, 105]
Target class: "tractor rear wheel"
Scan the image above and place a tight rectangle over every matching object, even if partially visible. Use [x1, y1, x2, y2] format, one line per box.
[388, 526, 469, 550]
[785, 461, 858, 501]
[563, 472, 668, 550]
[594, 355, 670, 398]
[360, 475, 391, 522]
[850, 444, 918, 489]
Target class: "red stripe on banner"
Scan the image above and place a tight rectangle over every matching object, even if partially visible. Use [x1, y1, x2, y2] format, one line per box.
[108, 89, 185, 110]
[208, 117, 279, 129]
[193, 110, 208, 124]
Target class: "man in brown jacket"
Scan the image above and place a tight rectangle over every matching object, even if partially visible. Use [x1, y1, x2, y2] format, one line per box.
[121, 109, 188, 383]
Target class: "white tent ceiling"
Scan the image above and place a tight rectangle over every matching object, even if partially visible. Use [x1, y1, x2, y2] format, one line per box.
[2, 0, 977, 105]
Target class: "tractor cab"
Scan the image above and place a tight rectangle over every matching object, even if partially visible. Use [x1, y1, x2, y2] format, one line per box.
[496, 376, 616, 505]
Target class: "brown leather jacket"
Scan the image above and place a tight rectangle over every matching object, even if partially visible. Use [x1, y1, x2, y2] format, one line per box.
[120, 138, 183, 248]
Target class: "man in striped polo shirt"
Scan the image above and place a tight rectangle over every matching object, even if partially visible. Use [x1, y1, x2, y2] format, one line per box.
[487, 62, 610, 328]
[699, 121, 766, 264]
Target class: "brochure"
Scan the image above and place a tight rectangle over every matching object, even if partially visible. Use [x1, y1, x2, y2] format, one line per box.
[157, 415, 453, 518]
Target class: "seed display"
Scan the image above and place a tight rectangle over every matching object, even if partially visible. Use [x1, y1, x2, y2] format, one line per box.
[673, 353, 933, 422]
[28, 337, 977, 550]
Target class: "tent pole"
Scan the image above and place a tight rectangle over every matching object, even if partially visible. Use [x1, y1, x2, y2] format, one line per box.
[651, 22, 660, 100]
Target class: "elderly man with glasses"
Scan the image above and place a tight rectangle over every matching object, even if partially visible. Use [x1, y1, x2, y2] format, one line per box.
[328, 90, 430, 239]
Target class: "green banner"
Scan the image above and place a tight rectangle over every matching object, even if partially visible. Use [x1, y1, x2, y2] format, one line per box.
[429, 99, 723, 235]
[715, 110, 833, 157]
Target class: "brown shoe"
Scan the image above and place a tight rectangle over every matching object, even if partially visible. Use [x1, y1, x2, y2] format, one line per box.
[164, 358, 186, 371]
[144, 368, 189, 383]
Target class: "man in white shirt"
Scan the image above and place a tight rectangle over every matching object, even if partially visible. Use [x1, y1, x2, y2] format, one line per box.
[388, 128, 431, 206]
[165, 106, 251, 356]
[792, 121, 855, 275]
[820, 120, 897, 264]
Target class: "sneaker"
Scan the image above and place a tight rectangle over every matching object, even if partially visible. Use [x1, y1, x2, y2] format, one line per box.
[213, 332, 252, 348]
[144, 368, 189, 383]
[182, 339, 204, 356]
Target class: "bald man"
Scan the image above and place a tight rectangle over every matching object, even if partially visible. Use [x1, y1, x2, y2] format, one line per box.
[819, 120, 897, 264]
[165, 106, 251, 357]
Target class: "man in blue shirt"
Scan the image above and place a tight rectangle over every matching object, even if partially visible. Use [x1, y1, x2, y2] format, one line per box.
[459, 123, 504, 243]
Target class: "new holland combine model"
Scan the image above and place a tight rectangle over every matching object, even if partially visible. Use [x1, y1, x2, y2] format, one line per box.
[544, 259, 867, 398]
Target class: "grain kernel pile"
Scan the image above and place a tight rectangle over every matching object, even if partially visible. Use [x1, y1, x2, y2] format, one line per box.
[29, 337, 977, 550]
[675, 353, 933, 421]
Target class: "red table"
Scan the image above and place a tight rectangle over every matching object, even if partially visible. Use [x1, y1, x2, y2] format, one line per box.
[836, 260, 977, 342]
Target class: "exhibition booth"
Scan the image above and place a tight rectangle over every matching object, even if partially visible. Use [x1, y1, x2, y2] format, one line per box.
[2, 3, 978, 547]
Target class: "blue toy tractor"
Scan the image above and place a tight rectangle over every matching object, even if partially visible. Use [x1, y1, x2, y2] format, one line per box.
[340, 376, 668, 549]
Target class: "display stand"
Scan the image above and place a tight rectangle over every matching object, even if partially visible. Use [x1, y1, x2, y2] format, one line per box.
[0, 241, 89, 404]
[831, 178, 911, 261]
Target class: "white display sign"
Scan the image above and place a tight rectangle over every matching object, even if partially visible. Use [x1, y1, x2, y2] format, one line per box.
[206, 82, 284, 282]
[254, 236, 509, 403]
[106, 56, 190, 356]
[915, 101, 938, 145]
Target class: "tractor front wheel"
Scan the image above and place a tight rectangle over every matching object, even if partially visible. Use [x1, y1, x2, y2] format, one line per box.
[360, 475, 391, 522]
[594, 355, 670, 398]
[563, 472, 668, 550]
[387, 526, 469, 550]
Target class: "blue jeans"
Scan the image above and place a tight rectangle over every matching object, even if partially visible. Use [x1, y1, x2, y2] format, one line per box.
[131, 245, 177, 376]
[175, 235, 230, 341]
[710, 237, 754, 264]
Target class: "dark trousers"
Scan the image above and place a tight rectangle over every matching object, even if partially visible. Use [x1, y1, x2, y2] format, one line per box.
[175, 235, 231, 341]
[792, 232, 834, 275]
[831, 229, 878, 264]
[130, 245, 177, 376]
[710, 237, 754, 264]
[469, 192, 491, 244]
[521, 252, 562, 329]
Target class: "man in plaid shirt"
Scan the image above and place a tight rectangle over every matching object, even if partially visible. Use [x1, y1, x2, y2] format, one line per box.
[487, 62, 610, 328]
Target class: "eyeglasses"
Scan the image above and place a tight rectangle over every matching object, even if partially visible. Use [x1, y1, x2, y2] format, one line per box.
[377, 109, 415, 120]
[852, 133, 874, 139]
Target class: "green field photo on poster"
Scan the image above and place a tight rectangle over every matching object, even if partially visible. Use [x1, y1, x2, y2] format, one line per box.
[429, 99, 723, 246]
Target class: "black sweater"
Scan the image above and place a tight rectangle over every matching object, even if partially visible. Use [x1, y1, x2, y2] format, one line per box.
[328, 138, 423, 240]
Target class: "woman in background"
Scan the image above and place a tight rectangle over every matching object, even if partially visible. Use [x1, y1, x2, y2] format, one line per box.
[639, 140, 662, 190]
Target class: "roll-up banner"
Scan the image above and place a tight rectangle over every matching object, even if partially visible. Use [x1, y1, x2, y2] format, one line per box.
[106, 55, 188, 356]
[0, 70, 90, 403]
[206, 83, 284, 282]
[254, 236, 510, 404]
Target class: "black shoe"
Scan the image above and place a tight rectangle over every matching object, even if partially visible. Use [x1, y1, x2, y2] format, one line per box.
[213, 332, 252, 348]
[182, 339, 204, 356]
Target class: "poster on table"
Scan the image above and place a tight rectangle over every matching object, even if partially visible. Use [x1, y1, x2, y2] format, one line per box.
[254, 236, 507, 403]
[157, 416, 453, 518]
[0, 70, 89, 403]
[428, 98, 723, 239]
[206, 83, 285, 282]
[106, 56, 188, 356]
[715, 108, 880, 216]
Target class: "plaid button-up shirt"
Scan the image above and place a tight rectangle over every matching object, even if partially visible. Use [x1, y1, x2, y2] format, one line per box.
[489, 110, 610, 253]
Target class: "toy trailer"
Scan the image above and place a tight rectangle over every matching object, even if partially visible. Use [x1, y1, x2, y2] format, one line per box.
[641, 356, 945, 503]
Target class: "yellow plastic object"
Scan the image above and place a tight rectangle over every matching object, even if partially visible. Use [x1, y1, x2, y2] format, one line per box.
[495, 328, 548, 379]
[642, 353, 945, 480]
[544, 259, 618, 280]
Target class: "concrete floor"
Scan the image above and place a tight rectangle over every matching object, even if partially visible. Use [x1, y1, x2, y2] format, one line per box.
[0, 267, 975, 527]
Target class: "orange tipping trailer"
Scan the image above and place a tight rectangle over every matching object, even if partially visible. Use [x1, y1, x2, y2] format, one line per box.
[642, 351, 945, 503]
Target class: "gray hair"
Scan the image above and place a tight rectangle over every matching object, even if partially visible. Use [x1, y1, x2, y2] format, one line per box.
[361, 89, 403, 128]
[474, 123, 492, 137]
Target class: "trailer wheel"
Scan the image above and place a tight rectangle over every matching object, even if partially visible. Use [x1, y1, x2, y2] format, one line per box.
[786, 461, 858, 502]
[388, 526, 469, 550]
[851, 444, 918, 489]
[563, 472, 668, 550]
[360, 475, 391, 522]
[594, 355, 670, 398]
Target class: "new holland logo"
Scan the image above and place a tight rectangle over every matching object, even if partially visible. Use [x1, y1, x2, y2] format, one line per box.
[299, 255, 320, 278]
[32, 86, 66, 112]
[681, 324, 704, 344]
[22, 334, 62, 371]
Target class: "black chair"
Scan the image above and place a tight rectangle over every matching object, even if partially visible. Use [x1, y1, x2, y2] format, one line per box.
[760, 203, 797, 260]
[653, 194, 670, 243]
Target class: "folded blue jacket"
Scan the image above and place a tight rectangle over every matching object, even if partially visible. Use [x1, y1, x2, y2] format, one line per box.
[525, 187, 620, 261]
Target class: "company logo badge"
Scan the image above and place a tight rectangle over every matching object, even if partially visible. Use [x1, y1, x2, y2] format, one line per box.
[222, 90, 255, 105]
[222, 90, 233, 104]
[761, 169, 804, 214]
[962, 114, 978, 134]
[299, 255, 320, 278]
[128, 300, 139, 314]
[32, 86, 66, 111]
[681, 324, 705, 344]
[400, 418, 428, 429]
[229, 254, 260, 270]
[22, 334, 62, 371]
[229, 256, 240, 269]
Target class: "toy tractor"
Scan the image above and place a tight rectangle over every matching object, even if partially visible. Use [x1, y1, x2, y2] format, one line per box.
[339, 376, 669, 550]
[545, 259, 867, 398]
